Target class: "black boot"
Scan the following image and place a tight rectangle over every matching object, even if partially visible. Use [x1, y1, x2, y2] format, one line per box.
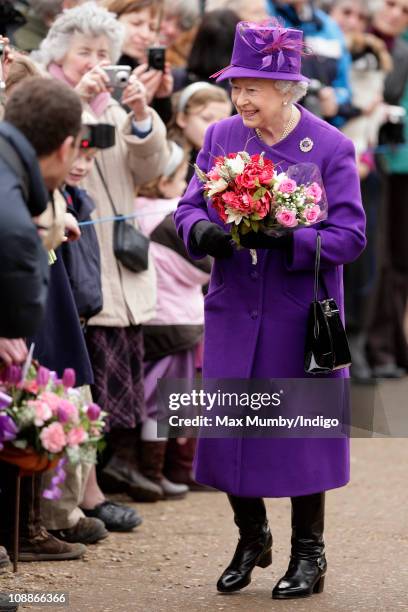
[217, 495, 272, 593]
[272, 492, 326, 599]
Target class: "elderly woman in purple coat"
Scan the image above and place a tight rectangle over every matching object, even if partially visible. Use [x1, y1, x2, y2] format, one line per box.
[174, 21, 366, 600]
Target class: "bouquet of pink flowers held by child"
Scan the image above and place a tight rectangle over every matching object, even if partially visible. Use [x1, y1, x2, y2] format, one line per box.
[195, 153, 327, 263]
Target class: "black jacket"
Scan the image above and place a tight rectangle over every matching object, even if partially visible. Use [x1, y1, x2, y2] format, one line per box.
[31, 247, 94, 387]
[0, 121, 49, 338]
[61, 186, 103, 320]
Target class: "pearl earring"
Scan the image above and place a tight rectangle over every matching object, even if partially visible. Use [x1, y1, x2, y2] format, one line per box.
[283, 101, 288, 106]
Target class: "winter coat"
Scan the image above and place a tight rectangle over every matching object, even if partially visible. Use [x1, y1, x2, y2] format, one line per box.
[137, 196, 211, 360]
[0, 121, 49, 338]
[79, 99, 168, 328]
[61, 186, 103, 321]
[174, 106, 366, 497]
[31, 248, 94, 387]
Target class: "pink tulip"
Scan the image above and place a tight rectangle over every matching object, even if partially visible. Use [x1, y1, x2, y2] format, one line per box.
[62, 369, 76, 389]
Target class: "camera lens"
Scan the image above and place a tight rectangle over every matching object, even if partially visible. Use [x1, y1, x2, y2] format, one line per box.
[116, 70, 129, 85]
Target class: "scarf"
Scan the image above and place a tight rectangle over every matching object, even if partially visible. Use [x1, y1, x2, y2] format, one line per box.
[48, 63, 111, 117]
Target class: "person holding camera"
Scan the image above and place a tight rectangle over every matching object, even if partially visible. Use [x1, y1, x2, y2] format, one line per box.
[323, 0, 393, 380]
[266, 0, 352, 127]
[364, 0, 408, 378]
[33, 2, 170, 502]
[103, 0, 174, 124]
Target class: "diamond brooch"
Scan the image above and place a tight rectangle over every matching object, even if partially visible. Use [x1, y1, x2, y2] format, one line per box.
[299, 137, 314, 153]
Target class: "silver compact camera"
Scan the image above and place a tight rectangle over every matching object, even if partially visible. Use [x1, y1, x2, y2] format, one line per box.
[104, 65, 131, 88]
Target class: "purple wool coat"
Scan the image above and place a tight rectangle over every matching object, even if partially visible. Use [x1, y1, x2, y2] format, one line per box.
[174, 105, 366, 498]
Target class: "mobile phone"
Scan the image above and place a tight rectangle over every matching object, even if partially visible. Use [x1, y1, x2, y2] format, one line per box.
[147, 46, 166, 71]
[103, 65, 131, 88]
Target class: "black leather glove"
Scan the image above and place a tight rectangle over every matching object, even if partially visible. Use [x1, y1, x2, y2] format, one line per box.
[190, 220, 233, 259]
[240, 231, 293, 250]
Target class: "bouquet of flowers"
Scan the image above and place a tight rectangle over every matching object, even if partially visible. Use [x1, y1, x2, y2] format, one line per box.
[195, 153, 327, 262]
[0, 363, 106, 499]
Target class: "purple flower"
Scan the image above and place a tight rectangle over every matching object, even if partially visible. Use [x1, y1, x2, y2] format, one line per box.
[87, 403, 101, 421]
[57, 405, 70, 424]
[0, 392, 12, 410]
[36, 366, 50, 388]
[42, 487, 63, 500]
[62, 368, 76, 389]
[0, 414, 18, 449]
[42, 458, 67, 500]
[3, 365, 22, 386]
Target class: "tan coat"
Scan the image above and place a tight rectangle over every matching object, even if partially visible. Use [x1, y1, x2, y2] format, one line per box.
[82, 98, 168, 328]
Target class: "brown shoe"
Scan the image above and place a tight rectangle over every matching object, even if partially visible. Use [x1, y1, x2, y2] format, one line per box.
[140, 441, 188, 500]
[164, 438, 214, 491]
[9, 527, 87, 562]
[49, 517, 108, 544]
[0, 545, 10, 572]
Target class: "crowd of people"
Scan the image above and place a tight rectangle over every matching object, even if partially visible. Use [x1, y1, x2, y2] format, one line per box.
[0, 0, 408, 598]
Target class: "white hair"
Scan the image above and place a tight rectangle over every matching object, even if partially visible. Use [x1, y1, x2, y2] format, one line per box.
[274, 80, 309, 103]
[32, 1, 125, 67]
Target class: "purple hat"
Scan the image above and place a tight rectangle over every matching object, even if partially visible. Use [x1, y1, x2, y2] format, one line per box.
[212, 21, 309, 83]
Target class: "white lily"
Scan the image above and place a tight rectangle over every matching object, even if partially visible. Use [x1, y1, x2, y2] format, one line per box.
[208, 178, 228, 197]
[225, 155, 246, 178]
[226, 208, 243, 225]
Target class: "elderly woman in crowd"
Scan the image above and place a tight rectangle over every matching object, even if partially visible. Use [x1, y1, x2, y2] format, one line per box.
[102, 0, 174, 123]
[175, 20, 366, 599]
[33, 1, 169, 504]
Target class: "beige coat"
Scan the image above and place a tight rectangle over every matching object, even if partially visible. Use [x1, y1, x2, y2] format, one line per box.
[82, 98, 168, 328]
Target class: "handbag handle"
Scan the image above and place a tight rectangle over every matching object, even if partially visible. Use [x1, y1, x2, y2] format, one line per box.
[94, 158, 120, 218]
[314, 232, 321, 304]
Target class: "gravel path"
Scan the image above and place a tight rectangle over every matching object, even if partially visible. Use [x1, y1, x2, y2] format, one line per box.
[1, 436, 407, 612]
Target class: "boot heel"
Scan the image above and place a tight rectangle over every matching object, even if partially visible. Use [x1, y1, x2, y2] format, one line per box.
[313, 576, 325, 593]
[256, 548, 272, 568]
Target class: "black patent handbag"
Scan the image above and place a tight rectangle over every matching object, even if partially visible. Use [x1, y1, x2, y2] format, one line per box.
[304, 234, 352, 374]
[95, 160, 149, 273]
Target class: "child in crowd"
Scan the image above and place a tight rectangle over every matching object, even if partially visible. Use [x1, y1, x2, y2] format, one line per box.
[168, 81, 232, 181]
[135, 141, 212, 499]
[40, 123, 141, 540]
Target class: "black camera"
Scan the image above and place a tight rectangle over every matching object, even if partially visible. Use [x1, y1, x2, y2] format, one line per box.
[80, 124, 116, 150]
[378, 106, 406, 146]
[147, 46, 166, 71]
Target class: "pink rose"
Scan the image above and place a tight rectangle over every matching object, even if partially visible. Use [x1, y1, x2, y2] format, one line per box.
[39, 392, 62, 415]
[40, 422, 67, 453]
[278, 178, 297, 194]
[66, 426, 88, 447]
[305, 182, 322, 203]
[304, 205, 321, 224]
[28, 400, 53, 427]
[276, 208, 298, 228]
